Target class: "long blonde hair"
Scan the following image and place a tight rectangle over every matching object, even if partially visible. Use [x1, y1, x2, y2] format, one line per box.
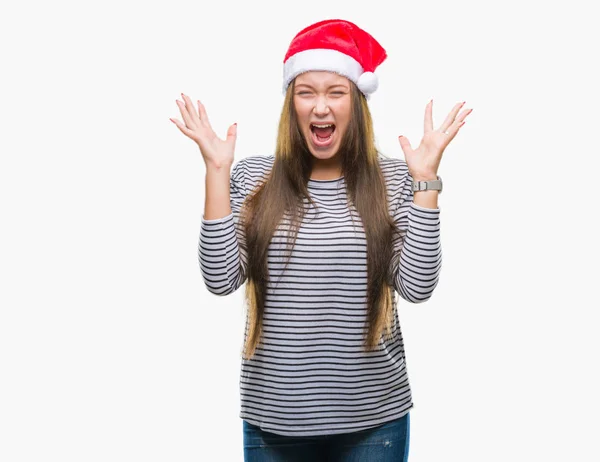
[239, 77, 399, 360]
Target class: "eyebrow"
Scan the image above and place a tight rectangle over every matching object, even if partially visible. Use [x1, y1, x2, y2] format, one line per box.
[295, 83, 349, 90]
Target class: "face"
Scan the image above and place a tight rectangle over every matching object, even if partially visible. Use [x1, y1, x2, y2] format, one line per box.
[293, 71, 352, 162]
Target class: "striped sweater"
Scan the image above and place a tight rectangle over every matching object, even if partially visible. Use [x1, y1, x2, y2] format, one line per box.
[198, 154, 442, 437]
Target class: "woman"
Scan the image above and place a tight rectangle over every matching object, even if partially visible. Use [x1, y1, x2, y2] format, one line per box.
[171, 18, 471, 462]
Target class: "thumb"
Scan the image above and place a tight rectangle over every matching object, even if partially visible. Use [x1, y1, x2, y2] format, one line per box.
[398, 135, 413, 156]
[226, 122, 237, 147]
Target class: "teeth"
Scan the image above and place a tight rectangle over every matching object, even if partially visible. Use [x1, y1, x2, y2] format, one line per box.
[312, 124, 333, 128]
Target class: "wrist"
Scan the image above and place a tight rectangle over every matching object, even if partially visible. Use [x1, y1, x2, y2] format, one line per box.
[413, 190, 439, 209]
[412, 172, 438, 182]
[205, 161, 232, 173]
[411, 173, 443, 198]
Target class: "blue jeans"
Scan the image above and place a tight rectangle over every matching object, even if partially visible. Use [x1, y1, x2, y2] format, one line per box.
[243, 413, 410, 462]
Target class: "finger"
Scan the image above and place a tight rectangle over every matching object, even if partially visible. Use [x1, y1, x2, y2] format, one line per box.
[398, 135, 413, 156]
[226, 123, 237, 150]
[181, 93, 202, 126]
[176, 98, 197, 130]
[424, 99, 433, 133]
[458, 107, 473, 122]
[445, 107, 472, 136]
[440, 101, 466, 133]
[170, 117, 194, 137]
[444, 119, 467, 141]
[197, 100, 213, 129]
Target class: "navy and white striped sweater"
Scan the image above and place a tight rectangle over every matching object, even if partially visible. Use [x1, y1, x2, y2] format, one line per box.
[199, 154, 442, 437]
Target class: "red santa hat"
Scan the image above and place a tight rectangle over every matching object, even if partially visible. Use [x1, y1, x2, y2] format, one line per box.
[282, 19, 387, 98]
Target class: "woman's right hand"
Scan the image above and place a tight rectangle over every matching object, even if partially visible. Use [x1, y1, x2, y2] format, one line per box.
[170, 93, 237, 168]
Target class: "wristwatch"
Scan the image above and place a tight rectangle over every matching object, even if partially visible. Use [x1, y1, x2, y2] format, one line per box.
[412, 175, 443, 194]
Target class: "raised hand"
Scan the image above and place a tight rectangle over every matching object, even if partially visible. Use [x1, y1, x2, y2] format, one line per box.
[398, 100, 473, 180]
[170, 93, 237, 168]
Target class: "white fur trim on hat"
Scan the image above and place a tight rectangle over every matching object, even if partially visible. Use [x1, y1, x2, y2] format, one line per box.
[282, 48, 364, 93]
[357, 71, 378, 94]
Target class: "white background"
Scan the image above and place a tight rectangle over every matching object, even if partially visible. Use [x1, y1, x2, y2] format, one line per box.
[1, 0, 598, 460]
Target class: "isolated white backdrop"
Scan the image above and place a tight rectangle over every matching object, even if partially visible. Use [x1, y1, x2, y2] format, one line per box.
[1, 0, 598, 461]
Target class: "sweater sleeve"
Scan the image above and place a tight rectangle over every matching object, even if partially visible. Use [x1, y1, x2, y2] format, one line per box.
[198, 159, 249, 295]
[389, 168, 442, 303]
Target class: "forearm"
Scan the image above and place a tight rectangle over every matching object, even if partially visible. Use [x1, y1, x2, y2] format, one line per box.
[203, 162, 233, 220]
[413, 190, 439, 209]
[394, 203, 442, 302]
[199, 159, 248, 295]
[199, 214, 246, 295]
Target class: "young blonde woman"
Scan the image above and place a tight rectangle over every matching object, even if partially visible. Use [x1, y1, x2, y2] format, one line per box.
[171, 18, 472, 462]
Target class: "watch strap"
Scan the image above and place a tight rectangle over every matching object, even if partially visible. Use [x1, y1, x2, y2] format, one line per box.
[412, 175, 442, 193]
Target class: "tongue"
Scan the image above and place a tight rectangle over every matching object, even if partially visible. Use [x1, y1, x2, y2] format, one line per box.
[314, 126, 334, 138]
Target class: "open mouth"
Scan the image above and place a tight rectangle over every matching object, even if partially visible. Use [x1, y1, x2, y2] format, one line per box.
[310, 123, 336, 146]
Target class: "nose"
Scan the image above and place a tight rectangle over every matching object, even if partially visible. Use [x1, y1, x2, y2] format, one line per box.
[313, 96, 330, 116]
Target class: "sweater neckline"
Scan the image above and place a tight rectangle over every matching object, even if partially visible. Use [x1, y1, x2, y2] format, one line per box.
[308, 176, 344, 183]
[307, 176, 345, 189]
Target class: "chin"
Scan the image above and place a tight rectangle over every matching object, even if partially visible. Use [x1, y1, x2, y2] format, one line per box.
[308, 146, 339, 159]
[309, 146, 338, 164]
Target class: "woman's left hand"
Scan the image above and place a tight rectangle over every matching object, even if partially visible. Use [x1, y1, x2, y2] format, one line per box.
[398, 100, 473, 180]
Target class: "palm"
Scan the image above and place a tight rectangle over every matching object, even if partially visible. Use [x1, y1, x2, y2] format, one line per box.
[203, 129, 235, 162]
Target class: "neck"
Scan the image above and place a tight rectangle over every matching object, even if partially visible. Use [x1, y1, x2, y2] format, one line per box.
[310, 155, 343, 180]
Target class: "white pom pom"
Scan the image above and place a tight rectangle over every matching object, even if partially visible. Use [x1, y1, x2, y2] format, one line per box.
[357, 72, 379, 94]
